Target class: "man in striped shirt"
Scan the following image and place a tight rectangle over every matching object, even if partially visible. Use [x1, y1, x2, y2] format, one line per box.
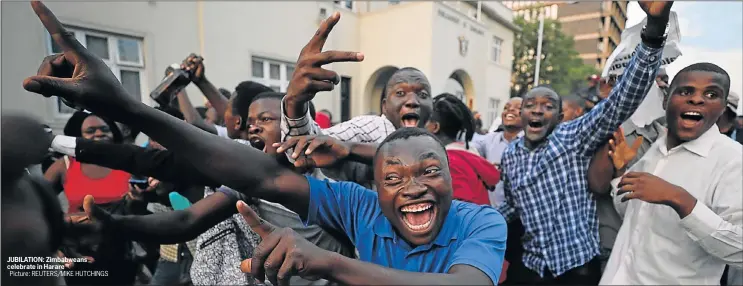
[282, 67, 433, 144]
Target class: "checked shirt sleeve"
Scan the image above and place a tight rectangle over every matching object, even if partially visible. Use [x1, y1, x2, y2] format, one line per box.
[568, 43, 663, 155]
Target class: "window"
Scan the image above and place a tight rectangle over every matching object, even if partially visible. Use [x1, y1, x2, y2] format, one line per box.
[487, 98, 501, 128]
[47, 28, 144, 114]
[251, 57, 295, 92]
[491, 36, 504, 63]
[334, 0, 353, 10]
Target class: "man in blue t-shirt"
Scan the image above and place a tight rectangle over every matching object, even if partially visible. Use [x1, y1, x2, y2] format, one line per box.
[237, 127, 507, 285]
[24, 4, 506, 285]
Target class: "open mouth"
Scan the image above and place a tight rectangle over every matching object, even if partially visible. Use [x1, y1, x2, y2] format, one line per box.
[249, 137, 266, 152]
[527, 119, 545, 132]
[679, 111, 704, 128]
[505, 114, 517, 120]
[399, 202, 436, 232]
[401, 113, 420, 128]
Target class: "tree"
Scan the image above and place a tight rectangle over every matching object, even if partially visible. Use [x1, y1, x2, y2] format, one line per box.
[510, 15, 599, 98]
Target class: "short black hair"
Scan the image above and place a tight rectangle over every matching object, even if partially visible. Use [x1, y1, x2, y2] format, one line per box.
[195, 106, 208, 119]
[563, 93, 586, 110]
[155, 105, 185, 120]
[63, 111, 123, 143]
[251, 91, 285, 103]
[669, 62, 731, 98]
[383, 67, 426, 99]
[219, 88, 232, 99]
[525, 85, 562, 113]
[231, 81, 273, 118]
[374, 127, 446, 162]
[431, 93, 476, 148]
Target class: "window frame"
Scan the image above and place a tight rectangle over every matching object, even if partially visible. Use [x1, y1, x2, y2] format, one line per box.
[491, 36, 504, 64]
[46, 27, 145, 117]
[487, 97, 501, 128]
[250, 57, 295, 93]
[333, 0, 355, 11]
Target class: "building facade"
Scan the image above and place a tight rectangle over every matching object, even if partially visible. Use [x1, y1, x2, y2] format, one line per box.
[2, 1, 516, 132]
[503, 0, 627, 69]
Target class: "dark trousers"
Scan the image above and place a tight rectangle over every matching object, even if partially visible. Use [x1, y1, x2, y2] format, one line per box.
[150, 245, 193, 286]
[504, 256, 602, 285]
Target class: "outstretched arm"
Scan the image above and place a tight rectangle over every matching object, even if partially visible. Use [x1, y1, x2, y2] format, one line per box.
[88, 192, 237, 244]
[23, 1, 311, 215]
[50, 135, 219, 187]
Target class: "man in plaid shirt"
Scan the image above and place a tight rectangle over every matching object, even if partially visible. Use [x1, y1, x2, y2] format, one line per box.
[497, 2, 673, 284]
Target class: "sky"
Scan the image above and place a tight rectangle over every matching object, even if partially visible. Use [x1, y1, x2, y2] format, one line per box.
[626, 2, 743, 114]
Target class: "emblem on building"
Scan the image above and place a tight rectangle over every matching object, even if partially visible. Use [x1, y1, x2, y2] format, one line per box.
[458, 35, 468, 57]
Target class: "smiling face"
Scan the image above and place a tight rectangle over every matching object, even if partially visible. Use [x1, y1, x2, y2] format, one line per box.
[247, 97, 282, 155]
[521, 87, 563, 147]
[501, 97, 523, 128]
[374, 135, 452, 246]
[382, 69, 433, 129]
[665, 71, 727, 145]
[81, 115, 113, 142]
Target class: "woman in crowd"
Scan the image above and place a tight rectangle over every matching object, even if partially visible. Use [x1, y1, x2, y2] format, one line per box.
[44, 111, 130, 213]
[425, 93, 500, 206]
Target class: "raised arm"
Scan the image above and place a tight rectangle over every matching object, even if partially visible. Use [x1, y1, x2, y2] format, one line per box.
[50, 135, 218, 187]
[175, 88, 219, 135]
[569, 2, 671, 155]
[23, 2, 310, 216]
[185, 54, 229, 119]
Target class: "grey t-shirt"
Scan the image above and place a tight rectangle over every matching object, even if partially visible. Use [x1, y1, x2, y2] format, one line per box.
[218, 187, 356, 258]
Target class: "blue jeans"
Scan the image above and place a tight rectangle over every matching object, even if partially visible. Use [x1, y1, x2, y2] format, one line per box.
[150, 245, 193, 286]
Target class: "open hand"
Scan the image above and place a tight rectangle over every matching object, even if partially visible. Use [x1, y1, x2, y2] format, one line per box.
[181, 53, 205, 83]
[237, 201, 334, 286]
[274, 135, 350, 169]
[638, 1, 673, 19]
[284, 12, 364, 116]
[616, 172, 686, 204]
[607, 127, 643, 177]
[23, 2, 134, 121]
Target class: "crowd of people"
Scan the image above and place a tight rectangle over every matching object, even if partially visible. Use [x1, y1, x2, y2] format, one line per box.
[3, 1, 741, 286]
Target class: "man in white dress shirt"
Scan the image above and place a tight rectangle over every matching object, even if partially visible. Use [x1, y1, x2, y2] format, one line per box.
[601, 62, 742, 285]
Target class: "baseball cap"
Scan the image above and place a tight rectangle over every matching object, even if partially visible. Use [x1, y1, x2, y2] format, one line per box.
[726, 91, 739, 113]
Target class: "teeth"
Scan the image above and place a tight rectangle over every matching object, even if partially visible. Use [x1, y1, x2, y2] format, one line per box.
[505, 114, 516, 119]
[684, 112, 701, 116]
[403, 217, 432, 230]
[400, 202, 432, 213]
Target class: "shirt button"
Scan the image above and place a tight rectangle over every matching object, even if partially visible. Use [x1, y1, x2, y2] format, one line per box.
[649, 56, 656, 61]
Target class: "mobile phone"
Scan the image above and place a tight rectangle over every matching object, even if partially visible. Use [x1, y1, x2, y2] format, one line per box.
[129, 178, 149, 190]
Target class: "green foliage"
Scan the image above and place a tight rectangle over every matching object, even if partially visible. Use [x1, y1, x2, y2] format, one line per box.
[510, 15, 599, 98]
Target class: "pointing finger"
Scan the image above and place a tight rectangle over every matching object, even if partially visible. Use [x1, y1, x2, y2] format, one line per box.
[306, 12, 341, 53]
[237, 200, 275, 239]
[313, 50, 364, 66]
[31, 1, 85, 58]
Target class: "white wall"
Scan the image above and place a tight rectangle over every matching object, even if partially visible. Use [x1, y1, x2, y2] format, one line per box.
[200, 1, 360, 119]
[357, 2, 435, 114]
[1, 1, 200, 130]
[482, 9, 516, 129]
[430, 3, 489, 106]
